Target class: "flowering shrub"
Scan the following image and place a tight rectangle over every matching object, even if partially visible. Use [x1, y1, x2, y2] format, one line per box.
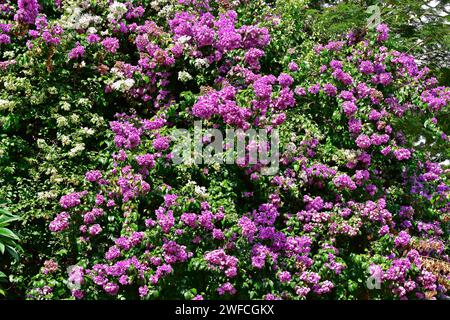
[0, 0, 449, 300]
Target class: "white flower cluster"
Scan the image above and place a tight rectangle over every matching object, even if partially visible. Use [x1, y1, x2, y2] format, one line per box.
[81, 127, 95, 136]
[70, 113, 80, 124]
[47, 86, 58, 95]
[111, 78, 135, 92]
[106, 66, 136, 92]
[107, 1, 128, 22]
[149, 0, 173, 11]
[36, 139, 47, 149]
[37, 190, 58, 201]
[87, 27, 98, 35]
[56, 116, 69, 127]
[178, 71, 193, 82]
[60, 135, 71, 146]
[0, 99, 15, 112]
[59, 101, 71, 111]
[2, 51, 14, 59]
[49, 171, 64, 184]
[178, 36, 192, 44]
[62, 4, 101, 30]
[343, 149, 360, 162]
[194, 58, 210, 69]
[89, 114, 106, 127]
[30, 92, 45, 105]
[184, 180, 209, 198]
[157, 4, 176, 18]
[68, 143, 86, 157]
[3, 76, 28, 91]
[195, 185, 208, 198]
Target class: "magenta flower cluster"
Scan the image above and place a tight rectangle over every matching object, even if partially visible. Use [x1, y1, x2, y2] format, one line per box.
[4, 0, 445, 301]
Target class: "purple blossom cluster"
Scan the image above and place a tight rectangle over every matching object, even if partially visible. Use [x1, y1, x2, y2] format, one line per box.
[8, 0, 446, 301]
[204, 249, 238, 278]
[14, 0, 39, 25]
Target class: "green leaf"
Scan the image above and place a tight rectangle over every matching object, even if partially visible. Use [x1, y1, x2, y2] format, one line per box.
[0, 215, 19, 227]
[5, 245, 19, 260]
[0, 228, 19, 241]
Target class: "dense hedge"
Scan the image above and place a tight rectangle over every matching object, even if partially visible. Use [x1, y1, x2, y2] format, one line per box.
[0, 0, 449, 300]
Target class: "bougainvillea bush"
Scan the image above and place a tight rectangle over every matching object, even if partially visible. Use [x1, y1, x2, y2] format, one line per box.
[0, 0, 449, 300]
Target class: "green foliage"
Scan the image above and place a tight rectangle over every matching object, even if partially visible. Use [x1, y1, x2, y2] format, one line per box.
[0, 201, 20, 296]
[0, 0, 448, 300]
[276, 0, 450, 84]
